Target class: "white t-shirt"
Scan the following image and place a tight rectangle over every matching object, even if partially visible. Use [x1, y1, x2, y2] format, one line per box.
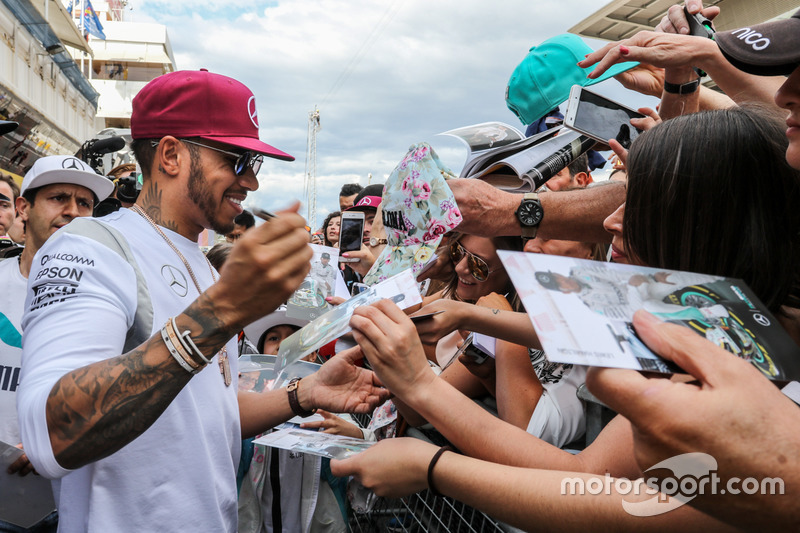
[526, 349, 586, 448]
[18, 209, 240, 532]
[0, 257, 25, 445]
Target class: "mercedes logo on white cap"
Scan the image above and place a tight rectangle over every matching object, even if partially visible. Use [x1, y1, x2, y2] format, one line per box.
[247, 96, 259, 129]
[62, 157, 84, 170]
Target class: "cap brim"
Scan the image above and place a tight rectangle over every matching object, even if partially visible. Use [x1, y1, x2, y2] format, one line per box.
[201, 135, 295, 162]
[243, 310, 308, 351]
[717, 16, 800, 76]
[27, 169, 114, 201]
[585, 60, 640, 86]
[0, 121, 18, 136]
[346, 204, 378, 213]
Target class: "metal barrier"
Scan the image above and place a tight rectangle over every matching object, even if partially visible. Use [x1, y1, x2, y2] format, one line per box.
[346, 414, 512, 533]
[349, 489, 510, 533]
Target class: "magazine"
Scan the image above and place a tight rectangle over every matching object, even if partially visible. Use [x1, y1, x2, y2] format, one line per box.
[286, 244, 347, 321]
[441, 122, 595, 192]
[272, 269, 423, 379]
[253, 428, 374, 460]
[0, 440, 56, 528]
[440, 121, 525, 173]
[498, 252, 800, 381]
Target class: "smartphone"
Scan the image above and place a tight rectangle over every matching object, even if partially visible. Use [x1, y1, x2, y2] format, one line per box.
[564, 85, 646, 149]
[339, 211, 365, 253]
[455, 333, 490, 365]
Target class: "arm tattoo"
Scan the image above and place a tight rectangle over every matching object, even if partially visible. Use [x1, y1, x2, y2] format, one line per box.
[140, 182, 180, 233]
[492, 309, 500, 315]
[45, 296, 238, 470]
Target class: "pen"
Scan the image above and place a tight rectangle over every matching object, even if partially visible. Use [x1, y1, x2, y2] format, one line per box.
[253, 208, 277, 221]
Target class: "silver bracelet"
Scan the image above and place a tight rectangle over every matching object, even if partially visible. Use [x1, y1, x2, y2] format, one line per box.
[171, 318, 214, 365]
[161, 323, 201, 374]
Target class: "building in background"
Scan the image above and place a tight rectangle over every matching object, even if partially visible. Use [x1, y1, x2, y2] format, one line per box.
[0, 0, 98, 181]
[67, 0, 176, 173]
[570, 0, 800, 42]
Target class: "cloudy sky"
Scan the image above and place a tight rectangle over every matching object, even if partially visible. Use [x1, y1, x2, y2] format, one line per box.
[129, 0, 658, 229]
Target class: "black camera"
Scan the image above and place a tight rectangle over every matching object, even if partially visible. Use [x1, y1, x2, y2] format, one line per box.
[116, 174, 142, 204]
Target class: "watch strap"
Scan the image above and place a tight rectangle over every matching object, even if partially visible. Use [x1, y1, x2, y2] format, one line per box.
[663, 78, 700, 95]
[520, 192, 539, 239]
[287, 377, 316, 418]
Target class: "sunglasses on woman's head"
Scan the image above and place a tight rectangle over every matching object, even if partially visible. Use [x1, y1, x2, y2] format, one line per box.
[449, 241, 501, 282]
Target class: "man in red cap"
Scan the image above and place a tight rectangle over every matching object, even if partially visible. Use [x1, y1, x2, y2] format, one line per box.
[17, 70, 388, 531]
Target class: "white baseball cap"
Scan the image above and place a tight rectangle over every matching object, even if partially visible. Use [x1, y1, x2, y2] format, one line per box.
[21, 155, 114, 201]
[243, 306, 309, 353]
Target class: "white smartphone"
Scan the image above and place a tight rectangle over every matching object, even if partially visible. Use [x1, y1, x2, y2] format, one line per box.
[338, 211, 365, 253]
[564, 85, 646, 150]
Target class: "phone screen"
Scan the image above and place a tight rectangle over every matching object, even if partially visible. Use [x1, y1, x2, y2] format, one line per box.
[339, 216, 364, 252]
[573, 90, 644, 149]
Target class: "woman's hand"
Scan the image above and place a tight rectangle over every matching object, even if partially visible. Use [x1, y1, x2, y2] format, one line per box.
[351, 300, 435, 399]
[300, 409, 365, 439]
[331, 438, 439, 497]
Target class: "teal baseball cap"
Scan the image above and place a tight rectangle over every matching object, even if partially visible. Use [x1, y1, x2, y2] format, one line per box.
[506, 33, 639, 125]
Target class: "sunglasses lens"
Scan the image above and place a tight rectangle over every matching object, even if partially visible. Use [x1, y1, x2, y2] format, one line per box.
[251, 154, 263, 175]
[449, 242, 464, 264]
[234, 153, 262, 176]
[469, 255, 489, 281]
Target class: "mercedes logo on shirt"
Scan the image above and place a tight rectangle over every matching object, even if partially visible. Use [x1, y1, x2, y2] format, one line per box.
[62, 157, 85, 170]
[161, 264, 189, 297]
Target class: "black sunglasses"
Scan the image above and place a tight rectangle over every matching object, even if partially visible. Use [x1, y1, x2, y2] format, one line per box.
[151, 139, 263, 176]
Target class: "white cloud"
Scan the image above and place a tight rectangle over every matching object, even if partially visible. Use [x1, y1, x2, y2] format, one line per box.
[130, 0, 658, 228]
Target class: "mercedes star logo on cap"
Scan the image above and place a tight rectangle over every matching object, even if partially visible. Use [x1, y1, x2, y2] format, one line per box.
[247, 96, 259, 129]
[62, 157, 84, 170]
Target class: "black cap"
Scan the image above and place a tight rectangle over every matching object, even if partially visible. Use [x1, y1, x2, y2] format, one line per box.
[716, 10, 800, 76]
[535, 271, 560, 291]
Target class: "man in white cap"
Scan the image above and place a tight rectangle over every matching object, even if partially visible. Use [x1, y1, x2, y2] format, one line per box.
[0, 155, 112, 531]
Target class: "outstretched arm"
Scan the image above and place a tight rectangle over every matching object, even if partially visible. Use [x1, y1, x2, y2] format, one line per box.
[351, 300, 641, 479]
[588, 311, 800, 530]
[331, 438, 737, 532]
[21, 206, 312, 474]
[449, 179, 624, 242]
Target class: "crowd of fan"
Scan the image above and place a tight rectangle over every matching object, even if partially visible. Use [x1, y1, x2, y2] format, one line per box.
[0, 1, 799, 531]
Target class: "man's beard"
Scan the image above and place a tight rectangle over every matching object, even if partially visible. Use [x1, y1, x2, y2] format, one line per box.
[187, 152, 235, 235]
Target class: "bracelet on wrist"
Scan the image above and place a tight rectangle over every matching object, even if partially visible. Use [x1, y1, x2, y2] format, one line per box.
[287, 377, 317, 418]
[162, 319, 204, 375]
[427, 445, 453, 497]
[663, 78, 700, 95]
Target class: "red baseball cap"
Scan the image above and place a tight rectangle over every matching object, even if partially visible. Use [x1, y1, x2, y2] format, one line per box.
[131, 69, 294, 161]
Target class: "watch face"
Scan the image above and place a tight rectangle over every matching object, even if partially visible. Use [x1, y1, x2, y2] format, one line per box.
[518, 201, 543, 227]
[369, 237, 387, 247]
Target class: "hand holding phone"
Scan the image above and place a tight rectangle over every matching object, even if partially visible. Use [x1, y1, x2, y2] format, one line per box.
[339, 211, 365, 253]
[564, 86, 645, 149]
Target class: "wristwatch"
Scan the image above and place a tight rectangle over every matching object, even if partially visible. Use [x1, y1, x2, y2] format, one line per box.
[287, 377, 316, 418]
[515, 192, 543, 239]
[369, 237, 388, 247]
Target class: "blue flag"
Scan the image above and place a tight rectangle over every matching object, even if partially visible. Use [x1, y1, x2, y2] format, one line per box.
[68, 0, 106, 40]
